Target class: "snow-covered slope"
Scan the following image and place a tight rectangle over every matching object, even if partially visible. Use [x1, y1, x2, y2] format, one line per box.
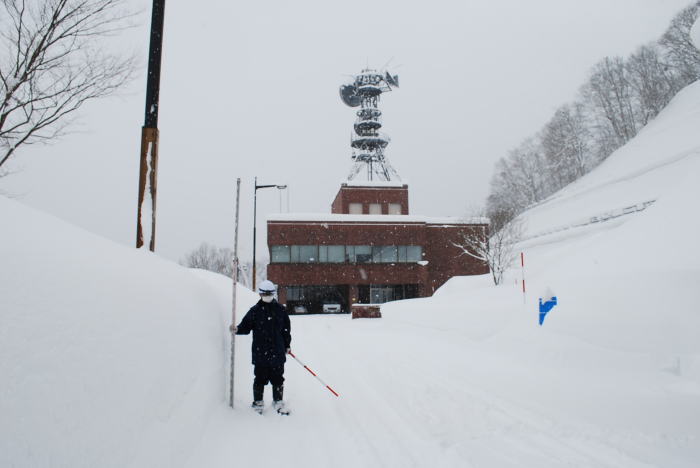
[522, 82, 700, 242]
[0, 196, 255, 467]
[2, 82, 699, 467]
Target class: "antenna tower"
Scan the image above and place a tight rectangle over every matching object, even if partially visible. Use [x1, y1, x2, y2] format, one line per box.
[339, 68, 400, 181]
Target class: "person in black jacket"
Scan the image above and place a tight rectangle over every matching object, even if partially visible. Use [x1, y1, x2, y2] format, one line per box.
[233, 280, 291, 413]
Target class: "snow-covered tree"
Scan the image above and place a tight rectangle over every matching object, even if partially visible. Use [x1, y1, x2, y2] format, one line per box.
[660, 3, 700, 86]
[483, 3, 700, 228]
[540, 103, 593, 188]
[626, 45, 684, 125]
[454, 219, 523, 286]
[582, 56, 641, 148]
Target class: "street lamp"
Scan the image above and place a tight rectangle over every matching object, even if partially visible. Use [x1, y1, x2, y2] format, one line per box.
[253, 176, 287, 291]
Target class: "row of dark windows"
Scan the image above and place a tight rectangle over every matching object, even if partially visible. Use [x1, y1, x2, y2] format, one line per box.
[270, 245, 423, 264]
[285, 284, 419, 308]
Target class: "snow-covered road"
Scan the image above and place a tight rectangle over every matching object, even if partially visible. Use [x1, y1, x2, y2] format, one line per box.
[187, 285, 699, 468]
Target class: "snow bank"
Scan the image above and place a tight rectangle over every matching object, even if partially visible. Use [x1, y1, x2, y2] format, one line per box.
[0, 196, 241, 468]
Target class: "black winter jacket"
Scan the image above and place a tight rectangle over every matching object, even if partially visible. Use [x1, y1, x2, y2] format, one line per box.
[236, 299, 291, 366]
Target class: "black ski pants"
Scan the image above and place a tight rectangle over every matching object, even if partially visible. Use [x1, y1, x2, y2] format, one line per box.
[253, 364, 285, 401]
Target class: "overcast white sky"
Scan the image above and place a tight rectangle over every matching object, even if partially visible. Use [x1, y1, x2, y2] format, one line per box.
[2, 0, 693, 263]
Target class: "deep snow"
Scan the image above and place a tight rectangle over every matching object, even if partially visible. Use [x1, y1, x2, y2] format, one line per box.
[2, 83, 700, 467]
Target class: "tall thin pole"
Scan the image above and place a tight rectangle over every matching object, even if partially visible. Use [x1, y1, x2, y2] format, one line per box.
[230, 178, 241, 409]
[136, 0, 166, 250]
[520, 252, 526, 305]
[252, 176, 258, 292]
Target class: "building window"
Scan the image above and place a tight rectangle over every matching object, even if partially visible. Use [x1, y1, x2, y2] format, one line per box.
[372, 245, 398, 263]
[406, 245, 422, 262]
[348, 203, 363, 214]
[369, 203, 382, 215]
[271, 245, 290, 263]
[319, 245, 344, 263]
[349, 245, 371, 263]
[287, 286, 304, 301]
[370, 285, 394, 303]
[278, 245, 421, 263]
[369, 284, 420, 303]
[377, 245, 398, 263]
[372, 246, 382, 263]
[299, 245, 317, 263]
[388, 203, 402, 215]
[398, 245, 423, 262]
[327, 245, 345, 263]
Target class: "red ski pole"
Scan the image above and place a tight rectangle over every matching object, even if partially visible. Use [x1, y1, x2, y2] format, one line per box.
[288, 351, 339, 397]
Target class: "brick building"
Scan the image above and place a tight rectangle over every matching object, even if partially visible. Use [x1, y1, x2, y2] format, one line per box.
[266, 181, 488, 314]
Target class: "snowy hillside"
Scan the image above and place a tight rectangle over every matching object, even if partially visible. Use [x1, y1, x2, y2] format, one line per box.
[2, 82, 700, 466]
[522, 81, 700, 244]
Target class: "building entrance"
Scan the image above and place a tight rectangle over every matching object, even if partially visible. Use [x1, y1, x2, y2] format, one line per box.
[286, 285, 349, 314]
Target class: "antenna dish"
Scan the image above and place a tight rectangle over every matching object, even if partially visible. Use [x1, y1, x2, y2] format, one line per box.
[339, 84, 361, 107]
[385, 72, 399, 88]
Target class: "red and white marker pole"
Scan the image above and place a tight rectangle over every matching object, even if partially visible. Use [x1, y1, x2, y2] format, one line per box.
[288, 351, 340, 397]
[520, 252, 526, 305]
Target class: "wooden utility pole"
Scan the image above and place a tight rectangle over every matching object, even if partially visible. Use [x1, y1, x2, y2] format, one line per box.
[136, 0, 166, 250]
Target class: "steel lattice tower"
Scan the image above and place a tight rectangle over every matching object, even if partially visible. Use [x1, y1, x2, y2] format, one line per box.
[340, 68, 400, 181]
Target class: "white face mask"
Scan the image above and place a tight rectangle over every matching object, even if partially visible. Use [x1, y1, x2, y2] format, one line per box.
[261, 295, 274, 303]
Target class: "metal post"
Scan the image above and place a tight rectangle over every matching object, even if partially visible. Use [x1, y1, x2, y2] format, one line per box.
[252, 179, 287, 291]
[252, 176, 258, 292]
[230, 178, 241, 409]
[136, 0, 166, 250]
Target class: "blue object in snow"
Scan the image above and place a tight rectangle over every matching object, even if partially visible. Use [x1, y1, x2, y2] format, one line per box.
[538, 296, 558, 325]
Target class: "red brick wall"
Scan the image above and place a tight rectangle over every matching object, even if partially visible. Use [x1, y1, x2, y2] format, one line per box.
[423, 224, 490, 294]
[331, 184, 409, 214]
[268, 221, 426, 245]
[267, 220, 488, 300]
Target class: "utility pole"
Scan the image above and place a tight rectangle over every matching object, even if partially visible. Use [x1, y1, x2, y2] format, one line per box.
[230, 178, 241, 408]
[136, 0, 166, 250]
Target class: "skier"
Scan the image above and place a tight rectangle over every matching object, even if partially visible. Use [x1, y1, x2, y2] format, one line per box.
[232, 280, 291, 414]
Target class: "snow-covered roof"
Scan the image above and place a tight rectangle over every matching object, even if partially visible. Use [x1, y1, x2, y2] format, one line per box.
[343, 180, 407, 188]
[267, 213, 489, 225]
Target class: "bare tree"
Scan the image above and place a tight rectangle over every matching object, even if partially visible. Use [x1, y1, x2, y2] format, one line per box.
[180, 243, 235, 277]
[540, 102, 593, 187]
[482, 3, 700, 228]
[180, 243, 269, 289]
[0, 0, 136, 171]
[626, 44, 683, 125]
[582, 56, 641, 148]
[454, 219, 524, 286]
[486, 136, 551, 224]
[659, 3, 700, 86]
